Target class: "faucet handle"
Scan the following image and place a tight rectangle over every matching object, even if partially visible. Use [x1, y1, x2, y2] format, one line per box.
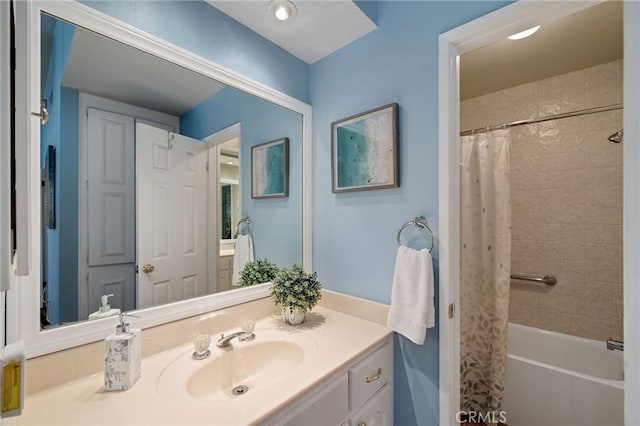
[239, 320, 256, 342]
[192, 334, 211, 360]
[241, 320, 255, 335]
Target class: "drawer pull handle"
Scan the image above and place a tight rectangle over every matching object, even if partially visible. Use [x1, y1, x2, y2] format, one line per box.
[365, 368, 382, 383]
[358, 423, 366, 426]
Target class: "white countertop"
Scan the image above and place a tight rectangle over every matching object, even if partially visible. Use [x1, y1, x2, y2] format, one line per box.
[16, 307, 391, 426]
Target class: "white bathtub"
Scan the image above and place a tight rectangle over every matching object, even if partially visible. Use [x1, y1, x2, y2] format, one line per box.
[501, 323, 623, 426]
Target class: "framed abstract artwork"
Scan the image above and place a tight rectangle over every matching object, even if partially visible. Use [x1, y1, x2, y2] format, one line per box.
[251, 137, 289, 199]
[43, 145, 56, 229]
[331, 103, 399, 193]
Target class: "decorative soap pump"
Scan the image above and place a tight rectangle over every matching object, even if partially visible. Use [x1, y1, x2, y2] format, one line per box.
[104, 313, 141, 391]
[88, 294, 121, 320]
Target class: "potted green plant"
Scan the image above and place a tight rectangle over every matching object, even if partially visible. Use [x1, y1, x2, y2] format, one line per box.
[270, 264, 322, 325]
[237, 259, 279, 287]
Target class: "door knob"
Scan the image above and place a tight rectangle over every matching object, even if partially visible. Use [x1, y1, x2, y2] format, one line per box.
[141, 264, 155, 274]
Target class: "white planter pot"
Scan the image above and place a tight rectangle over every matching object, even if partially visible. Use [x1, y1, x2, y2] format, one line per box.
[282, 307, 306, 325]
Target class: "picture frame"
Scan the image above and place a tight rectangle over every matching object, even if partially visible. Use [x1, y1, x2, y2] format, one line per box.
[43, 145, 56, 229]
[251, 137, 289, 199]
[331, 103, 399, 193]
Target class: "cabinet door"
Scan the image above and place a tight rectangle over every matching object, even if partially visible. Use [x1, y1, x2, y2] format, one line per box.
[285, 374, 349, 426]
[349, 384, 392, 426]
[269, 374, 349, 426]
[217, 255, 232, 292]
[217, 269, 231, 293]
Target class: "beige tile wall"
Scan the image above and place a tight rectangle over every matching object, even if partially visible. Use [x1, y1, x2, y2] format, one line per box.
[461, 60, 623, 341]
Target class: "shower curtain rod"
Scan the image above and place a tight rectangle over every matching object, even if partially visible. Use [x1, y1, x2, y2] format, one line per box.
[460, 103, 623, 136]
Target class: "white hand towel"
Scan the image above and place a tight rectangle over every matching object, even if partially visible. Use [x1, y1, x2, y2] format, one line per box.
[232, 234, 254, 286]
[387, 245, 435, 345]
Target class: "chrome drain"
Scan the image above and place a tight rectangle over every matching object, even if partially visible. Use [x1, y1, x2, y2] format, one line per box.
[231, 385, 249, 396]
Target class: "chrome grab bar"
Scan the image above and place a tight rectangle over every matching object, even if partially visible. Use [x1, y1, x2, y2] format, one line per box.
[511, 273, 557, 286]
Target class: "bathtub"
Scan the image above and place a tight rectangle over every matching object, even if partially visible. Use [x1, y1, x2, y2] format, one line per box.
[501, 323, 623, 426]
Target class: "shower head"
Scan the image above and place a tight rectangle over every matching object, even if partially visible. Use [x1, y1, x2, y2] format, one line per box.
[608, 129, 623, 143]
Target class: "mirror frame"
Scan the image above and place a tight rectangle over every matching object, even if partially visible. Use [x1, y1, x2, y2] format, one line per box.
[9, 0, 312, 358]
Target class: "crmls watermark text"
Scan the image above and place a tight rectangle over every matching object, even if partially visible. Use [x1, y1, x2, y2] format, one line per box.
[456, 410, 508, 424]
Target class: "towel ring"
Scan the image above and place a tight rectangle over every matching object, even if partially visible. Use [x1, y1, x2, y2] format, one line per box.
[396, 216, 434, 253]
[234, 217, 251, 239]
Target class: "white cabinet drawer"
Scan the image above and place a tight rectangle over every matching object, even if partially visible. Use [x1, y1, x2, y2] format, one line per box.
[349, 342, 392, 410]
[349, 384, 392, 426]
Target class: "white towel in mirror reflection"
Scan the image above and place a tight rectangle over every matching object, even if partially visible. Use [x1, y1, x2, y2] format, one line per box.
[232, 234, 255, 286]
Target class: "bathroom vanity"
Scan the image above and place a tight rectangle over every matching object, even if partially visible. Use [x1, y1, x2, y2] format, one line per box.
[264, 335, 392, 426]
[14, 305, 392, 425]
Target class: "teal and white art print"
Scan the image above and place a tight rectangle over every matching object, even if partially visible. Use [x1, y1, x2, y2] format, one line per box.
[251, 137, 289, 198]
[331, 103, 398, 193]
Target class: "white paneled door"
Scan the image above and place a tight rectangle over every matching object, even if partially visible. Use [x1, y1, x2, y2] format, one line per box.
[136, 123, 208, 309]
[87, 108, 136, 314]
[87, 108, 136, 266]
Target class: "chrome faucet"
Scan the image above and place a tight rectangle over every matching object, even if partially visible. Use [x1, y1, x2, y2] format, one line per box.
[607, 338, 624, 351]
[216, 331, 247, 348]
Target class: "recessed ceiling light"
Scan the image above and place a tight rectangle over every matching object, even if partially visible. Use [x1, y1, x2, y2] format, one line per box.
[508, 25, 541, 40]
[269, 0, 297, 22]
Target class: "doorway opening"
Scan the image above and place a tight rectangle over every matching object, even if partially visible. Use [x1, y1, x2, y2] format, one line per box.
[440, 2, 640, 424]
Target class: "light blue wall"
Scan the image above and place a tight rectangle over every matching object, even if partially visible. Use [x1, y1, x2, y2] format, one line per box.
[59, 87, 79, 323]
[180, 87, 303, 268]
[70, 1, 518, 423]
[309, 2, 509, 424]
[41, 20, 75, 325]
[82, 0, 310, 103]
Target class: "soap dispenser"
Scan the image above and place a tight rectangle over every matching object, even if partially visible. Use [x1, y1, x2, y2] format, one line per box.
[88, 294, 121, 320]
[104, 313, 141, 391]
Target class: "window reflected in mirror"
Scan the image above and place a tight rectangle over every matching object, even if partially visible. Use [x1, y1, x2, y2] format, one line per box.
[219, 139, 240, 241]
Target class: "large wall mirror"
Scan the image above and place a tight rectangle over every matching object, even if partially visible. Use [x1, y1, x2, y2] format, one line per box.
[12, 1, 310, 356]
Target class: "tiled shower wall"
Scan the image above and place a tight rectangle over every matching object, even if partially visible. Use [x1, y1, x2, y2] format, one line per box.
[460, 60, 623, 341]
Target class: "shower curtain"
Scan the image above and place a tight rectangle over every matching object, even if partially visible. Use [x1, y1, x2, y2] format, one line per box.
[459, 129, 511, 416]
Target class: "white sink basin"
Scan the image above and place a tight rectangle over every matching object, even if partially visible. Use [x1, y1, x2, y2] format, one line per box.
[156, 329, 317, 402]
[187, 340, 305, 400]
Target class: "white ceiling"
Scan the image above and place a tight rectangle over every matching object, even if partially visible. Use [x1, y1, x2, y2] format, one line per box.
[206, 0, 377, 64]
[460, 1, 623, 100]
[62, 27, 226, 116]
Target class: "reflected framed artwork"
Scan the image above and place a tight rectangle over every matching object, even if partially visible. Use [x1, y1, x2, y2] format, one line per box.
[43, 145, 56, 229]
[331, 103, 399, 193]
[251, 137, 289, 199]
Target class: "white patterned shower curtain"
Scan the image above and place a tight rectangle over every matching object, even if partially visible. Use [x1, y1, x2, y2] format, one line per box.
[459, 129, 511, 417]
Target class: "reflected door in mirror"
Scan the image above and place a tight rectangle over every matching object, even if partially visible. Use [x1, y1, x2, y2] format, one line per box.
[136, 124, 209, 308]
[87, 108, 136, 314]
